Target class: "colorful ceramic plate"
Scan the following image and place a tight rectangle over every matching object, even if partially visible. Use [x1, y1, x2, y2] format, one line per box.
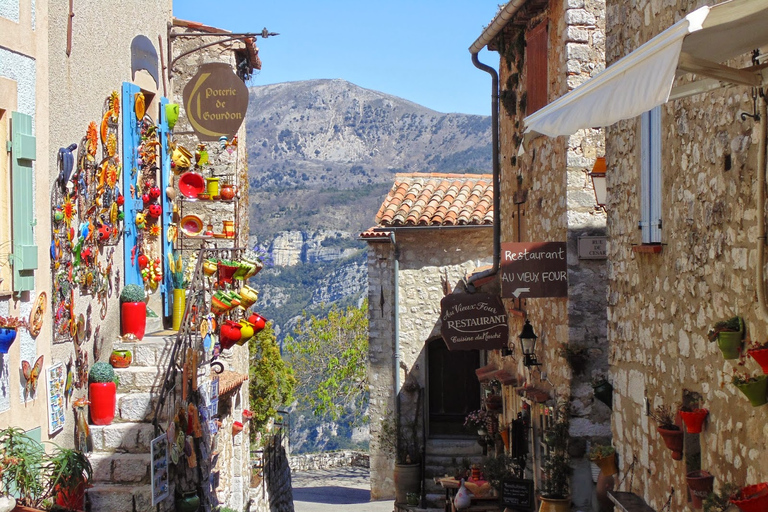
[178, 172, 205, 198]
[180, 215, 203, 236]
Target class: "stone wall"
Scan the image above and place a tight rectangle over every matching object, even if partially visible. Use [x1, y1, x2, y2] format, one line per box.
[605, 0, 768, 508]
[367, 227, 493, 500]
[290, 451, 369, 472]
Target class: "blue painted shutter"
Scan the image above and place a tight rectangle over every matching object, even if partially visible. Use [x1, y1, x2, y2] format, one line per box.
[640, 106, 662, 244]
[122, 83, 143, 286]
[159, 97, 172, 316]
[10, 111, 37, 291]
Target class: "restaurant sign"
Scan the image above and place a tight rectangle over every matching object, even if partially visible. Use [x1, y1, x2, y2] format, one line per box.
[182, 63, 249, 141]
[501, 241, 568, 298]
[440, 293, 508, 351]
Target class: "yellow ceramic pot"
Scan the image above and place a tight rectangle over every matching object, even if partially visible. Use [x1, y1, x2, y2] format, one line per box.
[237, 320, 255, 344]
[222, 220, 235, 238]
[239, 285, 259, 308]
[206, 177, 220, 196]
[539, 497, 571, 512]
[172, 146, 192, 170]
[203, 260, 218, 276]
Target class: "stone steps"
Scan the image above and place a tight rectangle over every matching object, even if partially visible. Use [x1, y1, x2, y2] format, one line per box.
[86, 482, 156, 512]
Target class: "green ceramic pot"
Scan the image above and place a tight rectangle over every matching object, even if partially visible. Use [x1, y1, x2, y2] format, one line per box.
[735, 375, 768, 407]
[165, 103, 179, 130]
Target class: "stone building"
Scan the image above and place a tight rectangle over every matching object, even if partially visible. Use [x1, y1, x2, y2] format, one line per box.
[363, 173, 494, 503]
[468, 0, 611, 508]
[500, 0, 768, 509]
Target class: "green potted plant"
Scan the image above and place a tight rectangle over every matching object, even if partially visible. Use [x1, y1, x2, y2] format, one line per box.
[592, 375, 613, 409]
[539, 402, 571, 512]
[708, 316, 743, 359]
[703, 482, 739, 512]
[482, 453, 525, 494]
[380, 415, 422, 505]
[46, 444, 93, 511]
[589, 444, 618, 476]
[0, 427, 47, 510]
[731, 367, 768, 407]
[651, 404, 683, 460]
[120, 283, 146, 340]
[89, 362, 118, 425]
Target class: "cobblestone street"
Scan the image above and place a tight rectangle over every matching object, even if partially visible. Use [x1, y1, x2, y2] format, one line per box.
[292, 466, 393, 512]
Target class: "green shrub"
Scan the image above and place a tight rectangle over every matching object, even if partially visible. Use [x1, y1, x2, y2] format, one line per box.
[588, 444, 615, 460]
[89, 362, 115, 384]
[120, 283, 145, 303]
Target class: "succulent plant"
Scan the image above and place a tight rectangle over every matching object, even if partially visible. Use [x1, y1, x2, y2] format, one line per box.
[120, 283, 145, 303]
[89, 362, 115, 384]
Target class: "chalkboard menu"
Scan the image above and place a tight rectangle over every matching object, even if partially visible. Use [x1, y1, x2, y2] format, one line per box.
[500, 478, 534, 510]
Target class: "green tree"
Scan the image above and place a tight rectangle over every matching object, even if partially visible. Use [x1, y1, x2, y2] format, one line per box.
[248, 323, 296, 441]
[284, 300, 369, 424]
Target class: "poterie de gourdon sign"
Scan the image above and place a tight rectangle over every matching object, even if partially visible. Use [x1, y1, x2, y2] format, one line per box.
[183, 62, 249, 141]
[440, 293, 508, 351]
[501, 241, 568, 298]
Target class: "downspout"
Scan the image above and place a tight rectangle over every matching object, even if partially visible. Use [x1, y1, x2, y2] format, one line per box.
[466, 52, 501, 288]
[391, 232, 401, 456]
[757, 92, 768, 321]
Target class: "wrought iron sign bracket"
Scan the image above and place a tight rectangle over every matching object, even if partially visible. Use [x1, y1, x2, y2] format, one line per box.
[167, 27, 278, 77]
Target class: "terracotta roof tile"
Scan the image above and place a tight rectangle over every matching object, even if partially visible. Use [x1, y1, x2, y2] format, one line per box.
[359, 227, 391, 241]
[375, 173, 494, 227]
[217, 370, 249, 397]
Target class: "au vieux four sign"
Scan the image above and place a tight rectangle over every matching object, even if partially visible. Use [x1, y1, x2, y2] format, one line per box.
[183, 62, 249, 141]
[440, 293, 508, 351]
[501, 241, 568, 298]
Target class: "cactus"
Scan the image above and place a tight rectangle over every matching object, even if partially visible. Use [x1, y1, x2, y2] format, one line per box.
[89, 362, 115, 384]
[120, 283, 145, 303]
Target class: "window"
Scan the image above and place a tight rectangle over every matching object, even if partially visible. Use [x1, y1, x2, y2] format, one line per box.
[640, 106, 662, 244]
[526, 21, 548, 115]
[427, 338, 481, 437]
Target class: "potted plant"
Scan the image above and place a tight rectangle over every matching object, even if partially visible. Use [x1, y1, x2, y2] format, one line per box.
[46, 444, 93, 511]
[0, 427, 46, 510]
[589, 444, 618, 476]
[679, 403, 709, 434]
[0, 315, 26, 354]
[686, 470, 715, 509]
[592, 375, 613, 409]
[168, 252, 187, 331]
[89, 362, 117, 425]
[747, 340, 768, 374]
[703, 482, 739, 512]
[381, 416, 422, 505]
[482, 453, 525, 494]
[464, 409, 496, 437]
[539, 402, 571, 512]
[731, 368, 768, 407]
[651, 404, 684, 460]
[730, 483, 768, 512]
[120, 283, 146, 340]
[708, 316, 744, 360]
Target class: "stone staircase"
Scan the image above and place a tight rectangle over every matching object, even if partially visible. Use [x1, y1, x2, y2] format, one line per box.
[86, 331, 177, 512]
[422, 438, 484, 509]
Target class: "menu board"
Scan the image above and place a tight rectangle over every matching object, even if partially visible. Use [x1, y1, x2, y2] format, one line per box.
[500, 478, 534, 510]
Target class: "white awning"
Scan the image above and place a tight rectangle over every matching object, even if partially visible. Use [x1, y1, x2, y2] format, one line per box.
[523, 0, 768, 139]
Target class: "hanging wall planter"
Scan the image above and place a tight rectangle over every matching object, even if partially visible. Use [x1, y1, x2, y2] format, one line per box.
[747, 344, 768, 374]
[733, 374, 768, 407]
[680, 408, 709, 434]
[730, 483, 768, 512]
[709, 316, 744, 360]
[657, 426, 684, 460]
[0, 327, 17, 354]
[686, 470, 714, 509]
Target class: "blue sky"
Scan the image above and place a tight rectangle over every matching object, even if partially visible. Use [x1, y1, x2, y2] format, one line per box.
[172, 1, 500, 116]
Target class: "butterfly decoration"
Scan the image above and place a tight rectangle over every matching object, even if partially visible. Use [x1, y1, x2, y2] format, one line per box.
[22, 355, 44, 398]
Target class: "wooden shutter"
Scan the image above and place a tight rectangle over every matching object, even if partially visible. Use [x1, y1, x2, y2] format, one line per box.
[640, 107, 662, 244]
[122, 82, 143, 286]
[159, 97, 172, 317]
[10, 111, 37, 291]
[526, 21, 548, 115]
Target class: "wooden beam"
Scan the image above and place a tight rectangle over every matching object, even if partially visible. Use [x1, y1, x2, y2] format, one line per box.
[677, 52, 761, 87]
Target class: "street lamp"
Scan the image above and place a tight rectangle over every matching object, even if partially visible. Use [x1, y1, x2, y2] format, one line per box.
[519, 319, 541, 368]
[590, 156, 607, 209]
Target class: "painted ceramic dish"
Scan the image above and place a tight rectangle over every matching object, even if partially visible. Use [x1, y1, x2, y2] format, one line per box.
[180, 215, 203, 236]
[178, 172, 205, 199]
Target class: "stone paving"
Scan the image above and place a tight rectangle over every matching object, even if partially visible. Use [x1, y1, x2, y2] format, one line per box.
[291, 466, 394, 512]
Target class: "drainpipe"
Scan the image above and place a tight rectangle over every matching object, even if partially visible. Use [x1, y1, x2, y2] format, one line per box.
[757, 92, 768, 322]
[391, 232, 401, 454]
[466, 52, 500, 288]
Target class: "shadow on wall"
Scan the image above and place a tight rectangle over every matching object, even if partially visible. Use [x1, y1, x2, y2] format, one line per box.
[265, 429, 295, 512]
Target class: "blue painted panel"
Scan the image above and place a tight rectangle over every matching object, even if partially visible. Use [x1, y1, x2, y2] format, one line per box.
[122, 82, 142, 286]
[159, 96, 172, 317]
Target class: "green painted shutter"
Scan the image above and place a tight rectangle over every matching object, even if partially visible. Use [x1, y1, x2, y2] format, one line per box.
[10, 111, 37, 292]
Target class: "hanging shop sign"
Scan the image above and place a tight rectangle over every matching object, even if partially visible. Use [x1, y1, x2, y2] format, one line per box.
[440, 293, 508, 351]
[501, 241, 568, 298]
[183, 63, 248, 141]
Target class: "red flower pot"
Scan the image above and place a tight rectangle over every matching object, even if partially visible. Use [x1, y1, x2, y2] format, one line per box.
[121, 302, 147, 340]
[748, 348, 768, 374]
[232, 421, 244, 435]
[680, 408, 709, 434]
[217, 263, 238, 286]
[657, 426, 684, 460]
[686, 470, 714, 509]
[89, 381, 116, 425]
[731, 483, 768, 512]
[56, 480, 86, 510]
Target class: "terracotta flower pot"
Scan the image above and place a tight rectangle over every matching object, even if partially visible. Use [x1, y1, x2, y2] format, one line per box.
[485, 394, 502, 411]
[657, 426, 684, 460]
[232, 421, 244, 435]
[500, 429, 510, 450]
[731, 483, 768, 512]
[121, 302, 146, 340]
[680, 408, 709, 433]
[735, 375, 768, 407]
[89, 381, 116, 425]
[592, 453, 619, 476]
[748, 348, 768, 374]
[538, 496, 571, 512]
[686, 470, 714, 509]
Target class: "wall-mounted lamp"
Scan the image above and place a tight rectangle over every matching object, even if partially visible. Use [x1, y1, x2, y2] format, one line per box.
[590, 156, 607, 209]
[519, 319, 541, 368]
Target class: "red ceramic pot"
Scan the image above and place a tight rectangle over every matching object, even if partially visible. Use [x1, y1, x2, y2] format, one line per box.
[748, 348, 768, 374]
[232, 421, 244, 435]
[731, 483, 768, 512]
[686, 470, 714, 509]
[680, 408, 709, 434]
[121, 302, 146, 340]
[657, 426, 684, 460]
[89, 381, 116, 425]
[217, 263, 238, 286]
[248, 313, 267, 333]
[219, 320, 242, 350]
